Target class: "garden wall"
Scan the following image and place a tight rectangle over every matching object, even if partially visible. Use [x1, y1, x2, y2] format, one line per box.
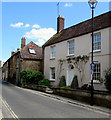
[52, 88, 111, 108]
[23, 85, 111, 108]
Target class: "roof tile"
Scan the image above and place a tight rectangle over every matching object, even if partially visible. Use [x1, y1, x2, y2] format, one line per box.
[43, 11, 111, 48]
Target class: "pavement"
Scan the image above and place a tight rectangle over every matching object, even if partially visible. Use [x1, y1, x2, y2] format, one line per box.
[1, 81, 111, 119]
[19, 87, 111, 115]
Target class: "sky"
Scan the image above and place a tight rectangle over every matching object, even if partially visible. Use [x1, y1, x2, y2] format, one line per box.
[1, 1, 110, 64]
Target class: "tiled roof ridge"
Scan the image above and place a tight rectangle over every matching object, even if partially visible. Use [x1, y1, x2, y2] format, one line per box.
[43, 11, 111, 48]
[65, 11, 111, 31]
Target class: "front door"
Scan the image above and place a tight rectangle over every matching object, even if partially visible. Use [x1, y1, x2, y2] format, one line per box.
[67, 64, 74, 86]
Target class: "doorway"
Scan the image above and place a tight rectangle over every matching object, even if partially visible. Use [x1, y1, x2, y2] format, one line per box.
[67, 64, 74, 86]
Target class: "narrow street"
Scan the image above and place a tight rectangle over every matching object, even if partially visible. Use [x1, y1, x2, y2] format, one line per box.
[1, 81, 110, 119]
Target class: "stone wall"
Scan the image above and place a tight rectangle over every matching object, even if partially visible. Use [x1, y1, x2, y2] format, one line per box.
[52, 88, 111, 108]
[6, 53, 20, 84]
[2, 62, 8, 81]
[20, 59, 42, 72]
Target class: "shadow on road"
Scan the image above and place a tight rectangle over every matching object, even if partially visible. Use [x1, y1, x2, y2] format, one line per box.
[0, 81, 14, 87]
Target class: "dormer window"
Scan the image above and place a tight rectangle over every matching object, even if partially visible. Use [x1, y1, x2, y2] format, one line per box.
[29, 48, 36, 54]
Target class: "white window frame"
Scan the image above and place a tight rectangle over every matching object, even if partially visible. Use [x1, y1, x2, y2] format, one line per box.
[29, 48, 36, 54]
[68, 40, 74, 56]
[93, 63, 101, 81]
[50, 67, 55, 80]
[93, 33, 101, 51]
[50, 45, 56, 59]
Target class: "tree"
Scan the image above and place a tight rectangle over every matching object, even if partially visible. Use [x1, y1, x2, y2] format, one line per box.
[71, 75, 78, 89]
[104, 68, 111, 92]
[59, 76, 66, 87]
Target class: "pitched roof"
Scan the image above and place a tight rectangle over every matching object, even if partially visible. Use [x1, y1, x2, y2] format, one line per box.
[43, 11, 111, 48]
[20, 41, 42, 60]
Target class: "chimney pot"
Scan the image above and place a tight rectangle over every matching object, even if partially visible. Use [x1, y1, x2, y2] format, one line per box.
[11, 51, 15, 56]
[21, 37, 26, 49]
[17, 48, 20, 51]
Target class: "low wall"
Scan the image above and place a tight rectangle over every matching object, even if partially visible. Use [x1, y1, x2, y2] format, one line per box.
[52, 88, 111, 108]
[22, 84, 111, 108]
[23, 85, 48, 92]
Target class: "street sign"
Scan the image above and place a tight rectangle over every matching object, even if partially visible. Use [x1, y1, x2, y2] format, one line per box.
[90, 63, 95, 71]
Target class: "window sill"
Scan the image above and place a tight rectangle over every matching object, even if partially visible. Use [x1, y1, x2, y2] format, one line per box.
[50, 57, 55, 60]
[90, 49, 101, 53]
[50, 79, 55, 81]
[67, 54, 74, 57]
[89, 80, 101, 84]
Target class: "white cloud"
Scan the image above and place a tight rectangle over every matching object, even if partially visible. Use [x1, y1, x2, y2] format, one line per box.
[24, 28, 56, 46]
[35, 39, 46, 46]
[10, 22, 30, 28]
[32, 24, 40, 28]
[64, 3, 73, 7]
[25, 24, 30, 27]
[10, 22, 24, 27]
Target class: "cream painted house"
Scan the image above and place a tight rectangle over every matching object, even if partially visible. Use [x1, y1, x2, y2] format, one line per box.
[43, 11, 111, 90]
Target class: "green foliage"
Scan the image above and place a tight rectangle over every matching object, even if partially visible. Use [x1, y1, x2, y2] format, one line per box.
[20, 70, 43, 86]
[104, 68, 111, 92]
[71, 75, 78, 89]
[60, 86, 70, 88]
[59, 76, 66, 87]
[97, 77, 104, 83]
[53, 31, 64, 39]
[38, 79, 50, 87]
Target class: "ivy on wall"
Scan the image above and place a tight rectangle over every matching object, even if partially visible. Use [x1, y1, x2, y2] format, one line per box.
[57, 55, 89, 86]
[67, 55, 89, 85]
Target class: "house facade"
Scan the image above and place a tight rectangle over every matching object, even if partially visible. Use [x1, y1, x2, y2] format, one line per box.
[2, 38, 42, 85]
[43, 11, 111, 90]
[0, 61, 2, 81]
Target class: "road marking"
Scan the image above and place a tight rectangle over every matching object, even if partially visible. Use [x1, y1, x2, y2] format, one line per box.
[18, 87, 110, 117]
[1, 97, 19, 119]
[31, 91, 110, 116]
[0, 109, 3, 119]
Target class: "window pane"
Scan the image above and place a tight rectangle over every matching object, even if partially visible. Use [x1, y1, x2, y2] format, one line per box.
[68, 40, 74, 55]
[93, 33, 101, 50]
[51, 46, 56, 58]
[29, 49, 36, 54]
[50, 68, 55, 79]
[93, 63, 101, 80]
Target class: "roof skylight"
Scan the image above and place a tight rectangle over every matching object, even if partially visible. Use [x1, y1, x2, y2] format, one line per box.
[29, 48, 36, 54]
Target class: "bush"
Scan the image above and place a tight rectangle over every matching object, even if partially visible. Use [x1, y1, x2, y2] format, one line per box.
[38, 79, 50, 87]
[60, 86, 70, 88]
[30, 71, 43, 84]
[70, 75, 78, 89]
[20, 70, 43, 86]
[59, 76, 66, 87]
[104, 68, 111, 92]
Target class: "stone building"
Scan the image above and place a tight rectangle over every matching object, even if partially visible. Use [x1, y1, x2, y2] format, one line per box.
[43, 11, 111, 90]
[2, 38, 42, 85]
[0, 60, 2, 81]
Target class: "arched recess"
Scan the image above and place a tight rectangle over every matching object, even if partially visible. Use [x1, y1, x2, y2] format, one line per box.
[67, 64, 74, 86]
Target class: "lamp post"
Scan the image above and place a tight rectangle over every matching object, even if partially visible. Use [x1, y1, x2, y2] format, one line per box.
[88, 0, 97, 106]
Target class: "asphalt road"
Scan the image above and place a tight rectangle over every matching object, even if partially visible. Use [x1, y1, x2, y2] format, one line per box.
[1, 81, 110, 119]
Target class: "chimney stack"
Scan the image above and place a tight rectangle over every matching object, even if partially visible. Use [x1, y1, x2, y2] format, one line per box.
[11, 51, 15, 56]
[17, 48, 20, 51]
[57, 15, 64, 33]
[21, 37, 26, 49]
